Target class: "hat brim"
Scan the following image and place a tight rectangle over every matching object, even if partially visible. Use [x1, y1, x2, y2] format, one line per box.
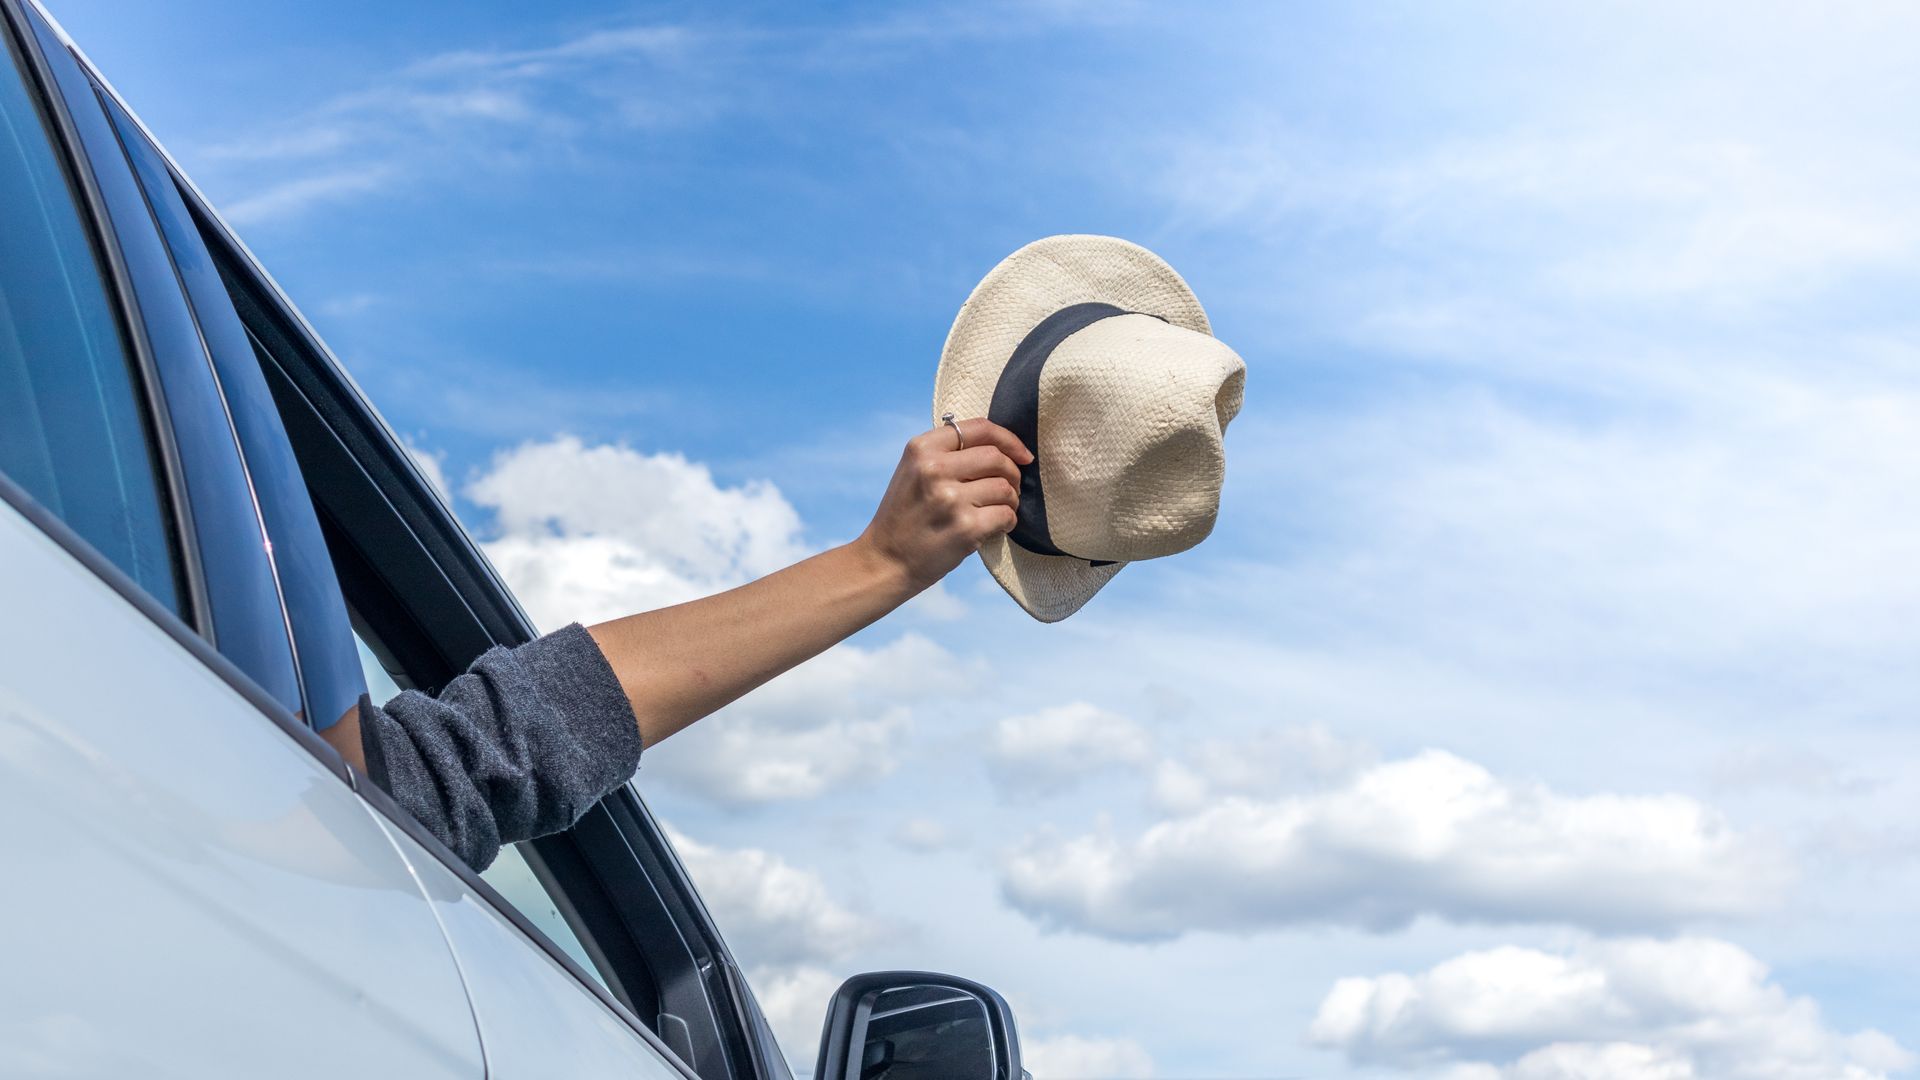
[933, 235, 1211, 622]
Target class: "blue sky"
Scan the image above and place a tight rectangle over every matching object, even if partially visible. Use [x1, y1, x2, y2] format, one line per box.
[50, 1, 1920, 1077]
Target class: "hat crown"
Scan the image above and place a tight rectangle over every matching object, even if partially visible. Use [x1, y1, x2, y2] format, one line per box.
[1039, 315, 1246, 562]
[931, 234, 1244, 622]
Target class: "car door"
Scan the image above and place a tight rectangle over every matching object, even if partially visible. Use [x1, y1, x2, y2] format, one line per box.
[0, 2, 484, 1075]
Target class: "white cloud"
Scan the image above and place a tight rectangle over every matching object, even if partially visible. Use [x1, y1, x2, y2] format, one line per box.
[1309, 936, 1913, 1080]
[1224, 383, 1920, 688]
[748, 964, 842, 1074]
[192, 23, 698, 225]
[645, 632, 963, 805]
[667, 830, 873, 968]
[467, 435, 806, 629]
[987, 703, 1153, 797]
[1153, 18, 1920, 340]
[188, 6, 1138, 227]
[399, 436, 452, 507]
[1002, 749, 1788, 939]
[1150, 724, 1373, 814]
[1022, 1034, 1155, 1080]
[892, 817, 956, 853]
[1708, 744, 1879, 799]
[219, 164, 399, 226]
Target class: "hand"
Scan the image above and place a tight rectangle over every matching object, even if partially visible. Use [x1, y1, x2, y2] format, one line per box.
[857, 417, 1034, 590]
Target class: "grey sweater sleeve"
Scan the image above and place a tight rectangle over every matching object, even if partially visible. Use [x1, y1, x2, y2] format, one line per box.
[355, 621, 644, 872]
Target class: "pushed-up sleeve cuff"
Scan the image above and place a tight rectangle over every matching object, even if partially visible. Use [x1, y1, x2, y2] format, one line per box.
[358, 621, 644, 872]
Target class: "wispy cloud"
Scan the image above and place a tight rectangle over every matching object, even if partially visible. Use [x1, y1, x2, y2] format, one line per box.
[188, 21, 703, 225]
[184, 3, 1144, 228]
[221, 164, 398, 226]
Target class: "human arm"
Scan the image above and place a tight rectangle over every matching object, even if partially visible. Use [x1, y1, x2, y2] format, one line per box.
[318, 416, 1028, 866]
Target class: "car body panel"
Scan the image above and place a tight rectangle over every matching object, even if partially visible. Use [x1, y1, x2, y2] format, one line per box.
[380, 812, 701, 1080]
[0, 498, 483, 1078]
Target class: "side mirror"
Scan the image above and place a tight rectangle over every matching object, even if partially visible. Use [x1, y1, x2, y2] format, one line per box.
[814, 970, 1025, 1080]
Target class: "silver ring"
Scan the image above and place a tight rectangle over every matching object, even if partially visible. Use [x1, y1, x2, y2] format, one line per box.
[941, 412, 965, 450]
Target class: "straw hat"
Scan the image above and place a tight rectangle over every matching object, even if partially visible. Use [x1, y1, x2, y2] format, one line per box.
[934, 235, 1246, 622]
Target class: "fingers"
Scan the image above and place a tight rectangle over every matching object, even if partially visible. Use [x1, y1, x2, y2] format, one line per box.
[911, 417, 1031, 465]
[943, 445, 1022, 487]
[952, 417, 1033, 464]
[959, 476, 1020, 510]
[968, 502, 1019, 541]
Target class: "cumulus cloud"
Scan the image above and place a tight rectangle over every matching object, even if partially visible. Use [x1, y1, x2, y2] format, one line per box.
[399, 436, 453, 507]
[987, 702, 1153, 797]
[667, 830, 873, 968]
[1308, 936, 1913, 1080]
[748, 963, 843, 1073]
[1002, 749, 1788, 939]
[645, 632, 964, 805]
[1022, 1034, 1155, 1080]
[467, 435, 806, 627]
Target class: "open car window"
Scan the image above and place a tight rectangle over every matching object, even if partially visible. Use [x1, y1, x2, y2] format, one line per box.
[349, 618, 617, 993]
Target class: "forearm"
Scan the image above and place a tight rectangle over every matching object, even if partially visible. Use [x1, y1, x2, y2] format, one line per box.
[585, 534, 922, 748]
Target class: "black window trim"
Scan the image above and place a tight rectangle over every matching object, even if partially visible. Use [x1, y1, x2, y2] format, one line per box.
[0, 0, 209, 637]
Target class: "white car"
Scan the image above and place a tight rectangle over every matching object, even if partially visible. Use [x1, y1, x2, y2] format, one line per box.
[0, 1, 1024, 1075]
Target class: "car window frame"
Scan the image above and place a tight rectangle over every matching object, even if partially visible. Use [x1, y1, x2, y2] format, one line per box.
[15, 0, 310, 717]
[0, 0, 352, 784]
[91, 77, 370, 733]
[0, 0, 203, 631]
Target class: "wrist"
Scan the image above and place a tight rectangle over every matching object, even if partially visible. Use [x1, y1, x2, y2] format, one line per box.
[846, 530, 930, 601]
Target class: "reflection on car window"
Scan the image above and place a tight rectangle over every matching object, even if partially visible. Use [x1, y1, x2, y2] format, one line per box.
[0, 34, 181, 613]
[480, 845, 609, 990]
[352, 630, 404, 702]
[348, 625, 613, 994]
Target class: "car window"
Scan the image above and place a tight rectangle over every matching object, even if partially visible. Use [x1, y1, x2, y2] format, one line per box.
[0, 29, 181, 613]
[350, 621, 615, 994]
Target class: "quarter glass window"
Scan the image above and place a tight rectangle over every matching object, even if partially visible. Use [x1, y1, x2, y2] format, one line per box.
[0, 34, 180, 612]
[351, 624, 613, 993]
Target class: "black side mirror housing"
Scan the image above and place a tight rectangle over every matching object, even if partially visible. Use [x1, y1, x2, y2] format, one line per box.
[814, 970, 1024, 1080]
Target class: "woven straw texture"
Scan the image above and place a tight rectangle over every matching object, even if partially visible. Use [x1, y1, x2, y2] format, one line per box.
[934, 235, 1245, 622]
